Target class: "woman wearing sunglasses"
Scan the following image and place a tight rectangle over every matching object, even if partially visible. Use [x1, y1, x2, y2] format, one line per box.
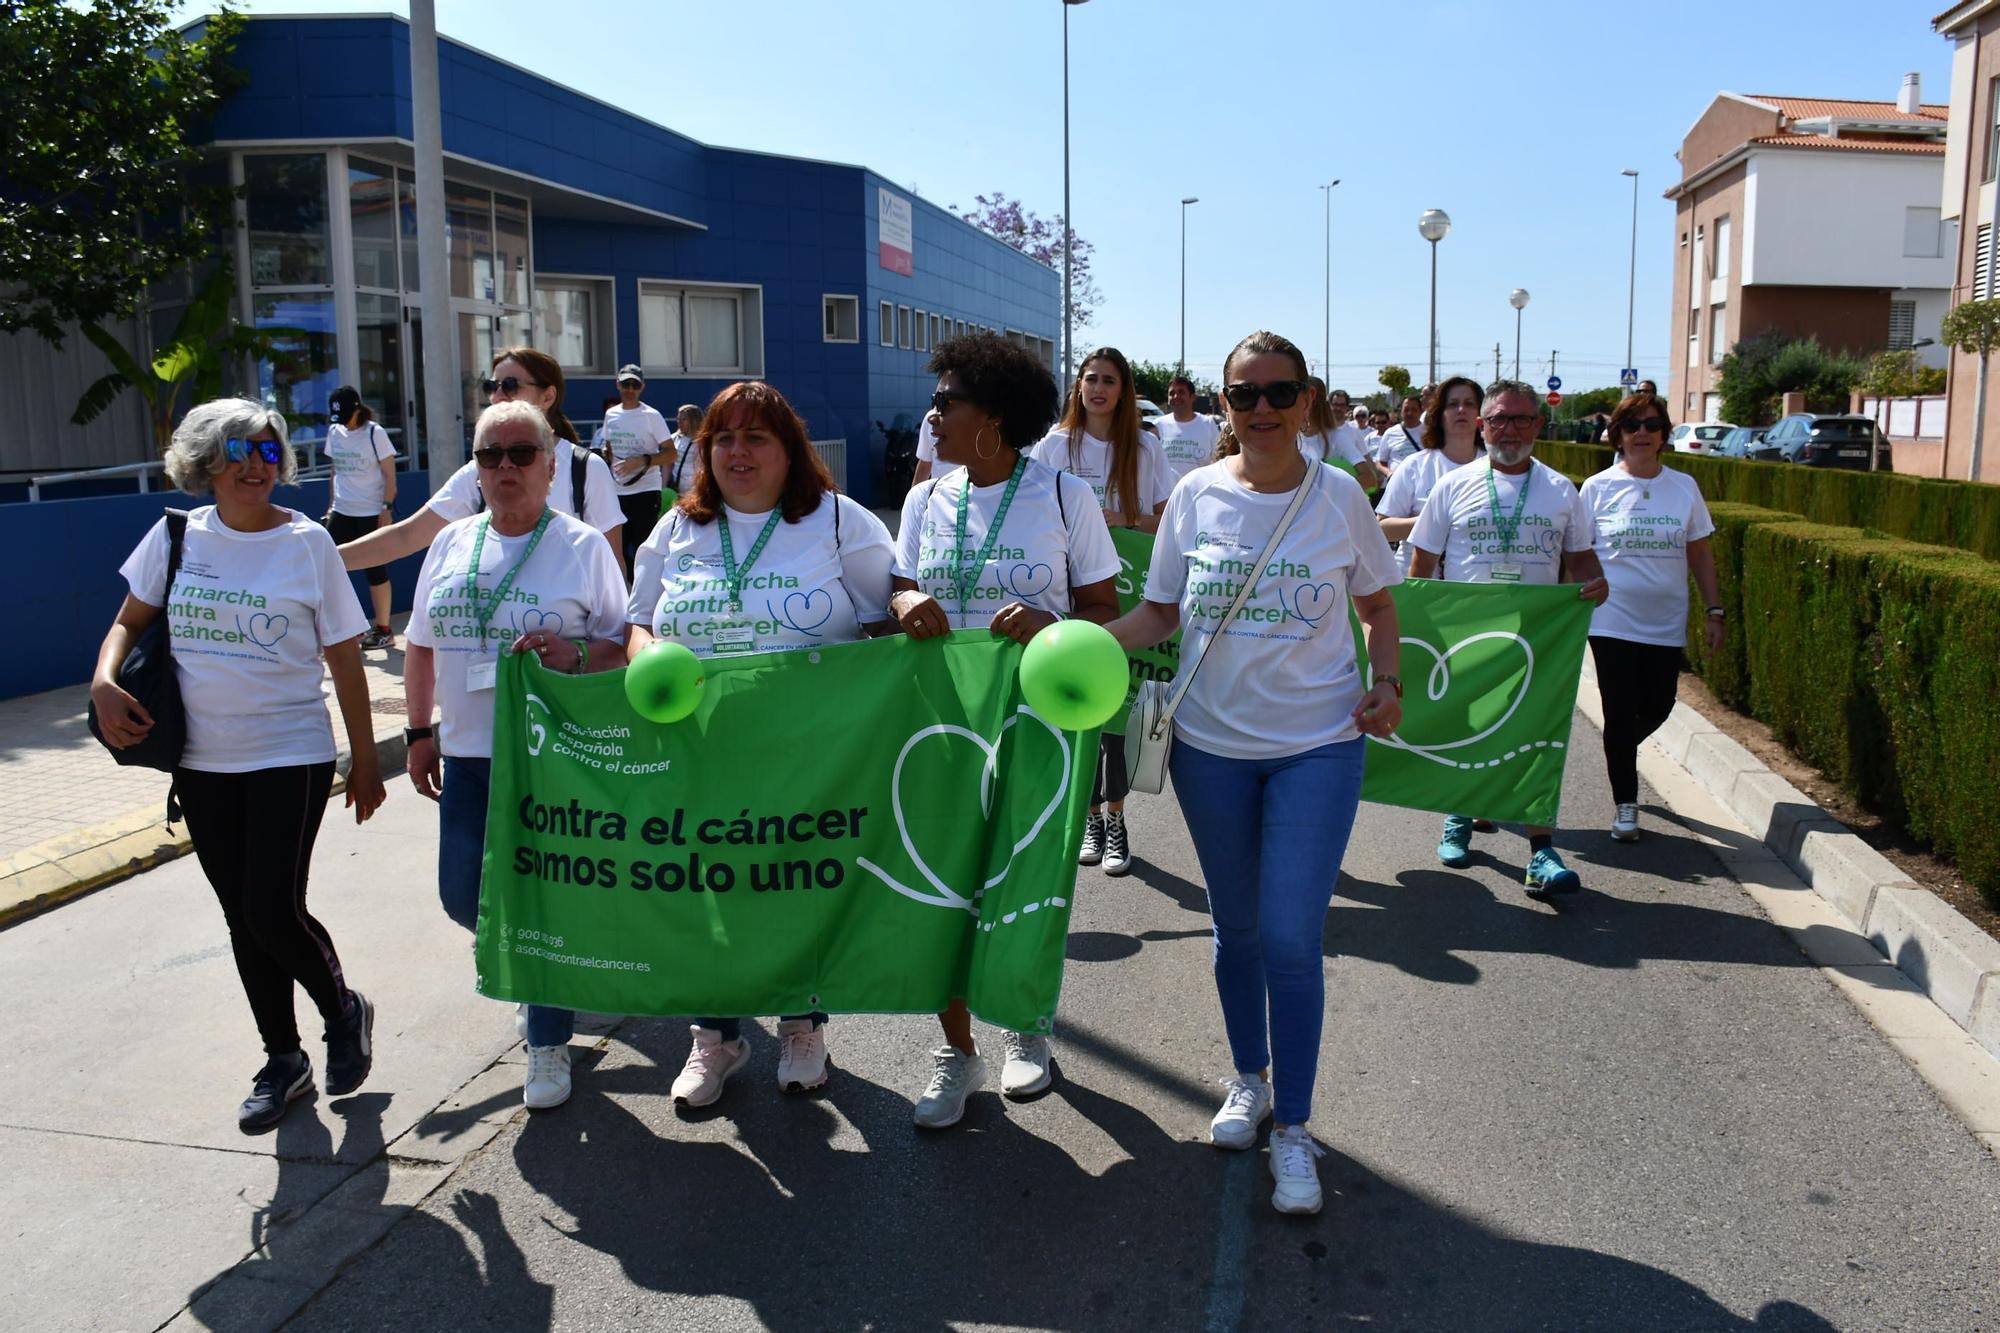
[1029, 347, 1173, 878]
[337, 347, 625, 579]
[92, 399, 387, 1134]
[403, 401, 630, 1112]
[1374, 375, 1485, 571]
[891, 331, 1120, 1128]
[1579, 392, 1723, 843]
[1106, 331, 1403, 1216]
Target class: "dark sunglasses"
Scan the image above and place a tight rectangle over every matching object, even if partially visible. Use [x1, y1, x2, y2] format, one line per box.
[930, 389, 972, 415]
[473, 443, 546, 469]
[1621, 415, 1667, 435]
[1222, 379, 1306, 411]
[224, 437, 284, 466]
[479, 375, 542, 397]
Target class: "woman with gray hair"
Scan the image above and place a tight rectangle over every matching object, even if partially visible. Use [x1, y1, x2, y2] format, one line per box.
[403, 400, 630, 1111]
[91, 398, 387, 1135]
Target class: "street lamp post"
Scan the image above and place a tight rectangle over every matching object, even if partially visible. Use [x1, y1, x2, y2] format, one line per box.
[1062, 0, 1089, 378]
[1622, 169, 1640, 379]
[1319, 179, 1340, 377]
[1418, 209, 1451, 385]
[1509, 288, 1530, 380]
[1179, 196, 1198, 372]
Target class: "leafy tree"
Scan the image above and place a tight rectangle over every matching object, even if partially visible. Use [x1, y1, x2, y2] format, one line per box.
[1559, 386, 1624, 419]
[1127, 359, 1214, 406]
[1378, 365, 1414, 401]
[1857, 347, 1946, 397]
[1716, 331, 1865, 425]
[953, 192, 1101, 344]
[1, 0, 245, 346]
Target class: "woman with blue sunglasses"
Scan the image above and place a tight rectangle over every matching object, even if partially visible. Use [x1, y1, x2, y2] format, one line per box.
[93, 399, 387, 1135]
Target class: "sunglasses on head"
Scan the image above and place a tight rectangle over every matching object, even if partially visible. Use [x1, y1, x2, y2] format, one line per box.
[473, 443, 545, 469]
[1622, 415, 1667, 435]
[224, 437, 284, 466]
[1222, 379, 1306, 412]
[479, 375, 541, 397]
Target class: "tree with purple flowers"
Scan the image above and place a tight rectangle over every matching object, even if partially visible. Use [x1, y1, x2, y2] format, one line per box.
[955, 193, 1101, 343]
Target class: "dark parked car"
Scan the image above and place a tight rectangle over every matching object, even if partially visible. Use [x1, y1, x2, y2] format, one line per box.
[1712, 425, 1778, 461]
[1763, 414, 1892, 470]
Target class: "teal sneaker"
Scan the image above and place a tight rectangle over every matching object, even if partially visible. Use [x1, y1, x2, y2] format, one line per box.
[1437, 816, 1474, 868]
[1524, 847, 1581, 896]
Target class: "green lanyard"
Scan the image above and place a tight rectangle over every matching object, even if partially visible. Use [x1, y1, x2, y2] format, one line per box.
[467, 508, 553, 642]
[717, 507, 785, 612]
[1483, 463, 1534, 555]
[953, 456, 1026, 620]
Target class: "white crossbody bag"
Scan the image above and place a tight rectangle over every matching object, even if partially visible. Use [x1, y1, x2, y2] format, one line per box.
[1125, 463, 1319, 795]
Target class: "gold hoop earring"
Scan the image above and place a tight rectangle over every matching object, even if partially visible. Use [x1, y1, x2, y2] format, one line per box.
[975, 424, 1001, 460]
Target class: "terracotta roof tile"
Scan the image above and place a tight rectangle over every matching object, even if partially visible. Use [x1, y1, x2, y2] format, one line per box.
[1746, 95, 1948, 124]
[1747, 134, 1945, 155]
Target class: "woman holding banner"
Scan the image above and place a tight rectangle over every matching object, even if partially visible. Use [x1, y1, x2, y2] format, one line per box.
[625, 381, 896, 1107]
[1107, 330, 1404, 1216]
[1375, 375, 1485, 570]
[404, 400, 629, 1112]
[892, 331, 1120, 1127]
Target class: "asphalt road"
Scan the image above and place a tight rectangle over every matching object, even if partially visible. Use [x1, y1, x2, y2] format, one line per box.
[274, 719, 2000, 1333]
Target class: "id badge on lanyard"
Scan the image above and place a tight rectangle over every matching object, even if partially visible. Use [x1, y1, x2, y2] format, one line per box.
[466, 658, 500, 692]
[1489, 563, 1524, 583]
[710, 614, 758, 656]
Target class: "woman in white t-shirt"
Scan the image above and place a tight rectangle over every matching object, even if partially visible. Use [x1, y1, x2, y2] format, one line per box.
[1107, 330, 1404, 1218]
[1029, 347, 1173, 877]
[92, 399, 387, 1135]
[1580, 392, 1723, 843]
[892, 330, 1120, 1130]
[1375, 375, 1485, 571]
[625, 381, 895, 1110]
[322, 385, 398, 649]
[404, 401, 630, 1114]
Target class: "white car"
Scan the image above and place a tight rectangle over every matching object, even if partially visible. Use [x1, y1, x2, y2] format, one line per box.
[1136, 397, 1164, 418]
[1669, 422, 1735, 453]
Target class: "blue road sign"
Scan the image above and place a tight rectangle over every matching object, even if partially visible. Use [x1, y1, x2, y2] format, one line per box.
[1546, 376, 1562, 392]
[1620, 368, 1639, 388]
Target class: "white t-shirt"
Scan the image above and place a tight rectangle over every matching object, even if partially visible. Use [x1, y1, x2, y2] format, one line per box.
[1374, 424, 1423, 467]
[1298, 423, 1369, 467]
[119, 507, 368, 773]
[426, 439, 621, 535]
[914, 416, 963, 479]
[1581, 463, 1716, 647]
[1151, 413, 1221, 482]
[1029, 429, 1175, 516]
[324, 422, 397, 516]
[1408, 458, 1594, 585]
[599, 402, 673, 496]
[666, 433, 702, 493]
[1375, 446, 1486, 572]
[406, 510, 628, 758]
[1145, 463, 1401, 760]
[628, 495, 894, 655]
[893, 458, 1118, 630]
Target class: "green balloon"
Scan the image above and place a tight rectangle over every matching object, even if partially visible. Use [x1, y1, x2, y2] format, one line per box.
[1019, 620, 1128, 731]
[624, 640, 706, 724]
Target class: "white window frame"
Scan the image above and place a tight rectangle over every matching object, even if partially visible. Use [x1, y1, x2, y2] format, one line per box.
[928, 312, 940, 347]
[898, 304, 912, 349]
[915, 307, 927, 352]
[823, 293, 860, 344]
[1709, 304, 1728, 365]
[533, 273, 615, 375]
[637, 278, 763, 378]
[1903, 208, 1942, 259]
[879, 300, 894, 346]
[1889, 299, 1918, 349]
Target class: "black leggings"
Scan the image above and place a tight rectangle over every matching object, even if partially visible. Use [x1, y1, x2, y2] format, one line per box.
[1092, 733, 1128, 807]
[177, 762, 349, 1056]
[1589, 635, 1684, 806]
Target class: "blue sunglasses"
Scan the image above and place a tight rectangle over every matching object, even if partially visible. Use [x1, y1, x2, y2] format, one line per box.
[224, 437, 284, 466]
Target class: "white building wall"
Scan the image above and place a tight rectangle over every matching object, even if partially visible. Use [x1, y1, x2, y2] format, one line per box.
[1910, 287, 1951, 368]
[0, 320, 152, 477]
[1943, 32, 1977, 220]
[1746, 149, 1955, 290]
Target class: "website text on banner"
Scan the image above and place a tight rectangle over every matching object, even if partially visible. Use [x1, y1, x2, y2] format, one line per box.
[475, 636, 1097, 1032]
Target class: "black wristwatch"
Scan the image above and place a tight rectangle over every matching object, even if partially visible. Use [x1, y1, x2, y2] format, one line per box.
[403, 724, 435, 745]
[1376, 674, 1404, 699]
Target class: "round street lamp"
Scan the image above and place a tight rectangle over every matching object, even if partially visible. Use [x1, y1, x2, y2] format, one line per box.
[1509, 288, 1530, 380]
[1419, 209, 1451, 384]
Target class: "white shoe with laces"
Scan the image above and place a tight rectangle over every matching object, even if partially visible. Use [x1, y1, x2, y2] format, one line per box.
[1268, 1124, 1326, 1214]
[672, 1026, 749, 1107]
[912, 1046, 986, 1129]
[1000, 1030, 1052, 1097]
[1210, 1075, 1273, 1150]
[523, 1044, 572, 1110]
[1612, 803, 1641, 842]
[775, 1018, 829, 1092]
[1102, 812, 1132, 876]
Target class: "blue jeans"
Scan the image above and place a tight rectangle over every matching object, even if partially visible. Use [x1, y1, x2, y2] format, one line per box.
[440, 756, 574, 1048]
[1169, 736, 1365, 1125]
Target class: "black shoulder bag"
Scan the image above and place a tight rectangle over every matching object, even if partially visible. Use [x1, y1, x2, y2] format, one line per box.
[88, 510, 189, 774]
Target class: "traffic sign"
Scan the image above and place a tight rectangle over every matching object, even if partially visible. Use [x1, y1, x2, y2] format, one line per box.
[1547, 391, 1563, 406]
[1619, 368, 1639, 388]
[1546, 376, 1562, 392]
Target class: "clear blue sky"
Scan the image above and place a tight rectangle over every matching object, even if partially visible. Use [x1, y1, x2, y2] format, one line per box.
[183, 0, 1954, 396]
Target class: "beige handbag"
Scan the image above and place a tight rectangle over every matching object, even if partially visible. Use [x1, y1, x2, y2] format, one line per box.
[1124, 464, 1319, 794]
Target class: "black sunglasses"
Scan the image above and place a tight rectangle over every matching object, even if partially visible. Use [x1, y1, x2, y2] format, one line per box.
[224, 437, 284, 466]
[1622, 415, 1667, 435]
[930, 389, 972, 415]
[473, 443, 546, 469]
[479, 375, 542, 397]
[1222, 380, 1306, 412]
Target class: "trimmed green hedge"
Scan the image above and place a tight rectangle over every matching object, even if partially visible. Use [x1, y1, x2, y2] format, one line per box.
[1535, 440, 2000, 562]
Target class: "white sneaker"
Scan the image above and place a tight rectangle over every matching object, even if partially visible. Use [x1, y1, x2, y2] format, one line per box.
[671, 1026, 749, 1107]
[913, 1045, 986, 1129]
[1210, 1075, 1273, 1150]
[775, 1018, 829, 1093]
[1000, 1030, 1052, 1097]
[1268, 1124, 1326, 1215]
[523, 1044, 572, 1110]
[1102, 811, 1132, 876]
[1612, 803, 1640, 842]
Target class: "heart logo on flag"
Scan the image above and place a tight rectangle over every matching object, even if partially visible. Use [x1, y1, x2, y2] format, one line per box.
[1378, 630, 1534, 763]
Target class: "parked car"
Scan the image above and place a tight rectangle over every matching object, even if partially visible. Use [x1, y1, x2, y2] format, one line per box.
[1712, 425, 1778, 461]
[1136, 397, 1164, 419]
[1668, 422, 1735, 453]
[1763, 413, 1892, 470]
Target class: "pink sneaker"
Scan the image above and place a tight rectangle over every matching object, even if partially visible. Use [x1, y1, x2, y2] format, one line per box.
[671, 1025, 749, 1107]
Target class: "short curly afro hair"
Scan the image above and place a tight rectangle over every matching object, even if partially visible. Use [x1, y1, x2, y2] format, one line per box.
[926, 331, 1060, 452]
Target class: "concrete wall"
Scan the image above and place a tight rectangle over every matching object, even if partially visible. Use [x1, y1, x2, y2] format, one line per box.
[1746, 150, 1954, 291]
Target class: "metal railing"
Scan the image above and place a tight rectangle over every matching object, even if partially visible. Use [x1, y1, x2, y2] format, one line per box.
[26, 460, 166, 503]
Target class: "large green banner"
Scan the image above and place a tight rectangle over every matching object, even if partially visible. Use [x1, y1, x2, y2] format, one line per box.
[1106, 526, 1178, 737]
[475, 636, 1096, 1032]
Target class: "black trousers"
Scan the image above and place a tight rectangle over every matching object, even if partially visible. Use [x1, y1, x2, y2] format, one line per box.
[323, 511, 389, 586]
[177, 762, 349, 1056]
[1589, 635, 1684, 806]
[619, 491, 662, 571]
[1092, 733, 1129, 807]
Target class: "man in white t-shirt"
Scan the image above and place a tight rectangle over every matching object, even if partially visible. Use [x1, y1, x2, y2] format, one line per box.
[1152, 374, 1220, 484]
[1372, 395, 1425, 471]
[601, 364, 675, 568]
[1406, 380, 1607, 897]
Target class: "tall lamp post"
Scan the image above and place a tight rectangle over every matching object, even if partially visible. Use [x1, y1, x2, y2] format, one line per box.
[1509, 288, 1530, 380]
[1418, 209, 1451, 385]
[1179, 196, 1199, 371]
[1061, 0, 1090, 377]
[1319, 179, 1340, 377]
[1621, 169, 1640, 380]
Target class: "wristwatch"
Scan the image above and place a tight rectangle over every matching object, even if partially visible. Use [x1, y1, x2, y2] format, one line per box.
[1376, 674, 1404, 699]
[1706, 606, 1726, 618]
[403, 724, 435, 745]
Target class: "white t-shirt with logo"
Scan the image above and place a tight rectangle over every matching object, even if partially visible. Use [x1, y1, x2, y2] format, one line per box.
[1375, 446, 1485, 572]
[1145, 463, 1401, 760]
[599, 402, 673, 496]
[628, 494, 894, 655]
[1581, 463, 1715, 647]
[914, 417, 963, 479]
[893, 458, 1118, 630]
[1298, 423, 1368, 467]
[666, 432, 701, 493]
[1374, 424, 1423, 467]
[119, 507, 368, 773]
[426, 439, 621, 535]
[1408, 458, 1593, 585]
[406, 510, 628, 759]
[1151, 414, 1221, 482]
[324, 422, 397, 516]
[1028, 429, 1175, 516]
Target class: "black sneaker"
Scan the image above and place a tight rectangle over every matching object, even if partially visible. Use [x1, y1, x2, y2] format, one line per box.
[1102, 812, 1132, 876]
[324, 990, 375, 1097]
[239, 1052, 313, 1134]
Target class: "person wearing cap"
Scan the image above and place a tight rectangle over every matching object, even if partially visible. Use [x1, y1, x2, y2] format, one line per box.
[602, 365, 676, 570]
[323, 386, 399, 649]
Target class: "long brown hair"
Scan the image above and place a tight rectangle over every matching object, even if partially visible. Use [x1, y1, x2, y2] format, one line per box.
[677, 381, 837, 524]
[489, 346, 579, 444]
[1056, 346, 1143, 515]
[1211, 330, 1310, 461]
[1422, 376, 1484, 450]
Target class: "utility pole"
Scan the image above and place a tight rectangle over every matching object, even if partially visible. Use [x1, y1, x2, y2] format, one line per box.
[1494, 343, 1501, 384]
[411, 0, 457, 487]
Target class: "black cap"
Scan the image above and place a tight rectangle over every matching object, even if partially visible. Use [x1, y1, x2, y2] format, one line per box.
[329, 385, 361, 419]
[616, 364, 644, 385]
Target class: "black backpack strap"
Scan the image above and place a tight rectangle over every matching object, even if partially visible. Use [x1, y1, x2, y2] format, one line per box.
[163, 509, 189, 603]
[572, 449, 589, 523]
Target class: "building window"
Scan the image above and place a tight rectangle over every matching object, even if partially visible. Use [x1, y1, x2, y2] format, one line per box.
[957, 319, 967, 339]
[1889, 300, 1917, 349]
[1979, 225, 1995, 299]
[915, 307, 927, 352]
[245, 153, 331, 288]
[898, 305, 912, 349]
[1713, 216, 1731, 284]
[1987, 76, 2000, 181]
[1904, 207, 1942, 259]
[638, 280, 763, 376]
[1690, 225, 1704, 311]
[929, 312, 940, 347]
[1709, 304, 1728, 364]
[1687, 330, 1700, 369]
[823, 294, 859, 343]
[534, 277, 613, 373]
[879, 301, 894, 346]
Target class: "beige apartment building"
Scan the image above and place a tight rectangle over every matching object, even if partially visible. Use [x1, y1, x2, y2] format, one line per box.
[1934, 0, 2000, 481]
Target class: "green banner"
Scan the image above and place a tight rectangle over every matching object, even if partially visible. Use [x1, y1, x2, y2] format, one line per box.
[475, 636, 1096, 1032]
[1106, 526, 1180, 737]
